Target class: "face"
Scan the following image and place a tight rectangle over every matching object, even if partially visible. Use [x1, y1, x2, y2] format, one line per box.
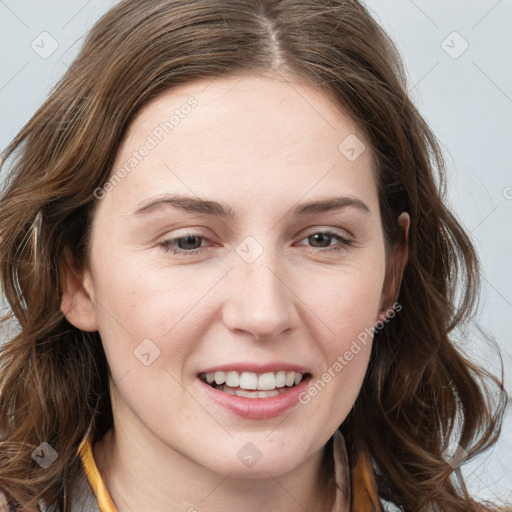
[62, 73, 408, 478]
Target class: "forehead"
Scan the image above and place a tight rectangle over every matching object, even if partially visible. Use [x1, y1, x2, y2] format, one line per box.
[127, 73, 367, 156]
[103, 73, 377, 216]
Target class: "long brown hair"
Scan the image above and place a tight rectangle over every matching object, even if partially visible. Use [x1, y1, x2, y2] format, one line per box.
[0, 1, 508, 510]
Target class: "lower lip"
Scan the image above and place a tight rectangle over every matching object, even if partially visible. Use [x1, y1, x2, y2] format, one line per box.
[198, 376, 311, 419]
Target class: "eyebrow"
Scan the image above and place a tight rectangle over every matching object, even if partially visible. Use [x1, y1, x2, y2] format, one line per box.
[132, 193, 371, 218]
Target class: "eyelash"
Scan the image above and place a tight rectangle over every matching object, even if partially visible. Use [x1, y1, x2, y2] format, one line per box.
[159, 230, 353, 256]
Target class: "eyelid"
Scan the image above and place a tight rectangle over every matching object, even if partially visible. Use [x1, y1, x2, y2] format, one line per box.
[301, 226, 353, 240]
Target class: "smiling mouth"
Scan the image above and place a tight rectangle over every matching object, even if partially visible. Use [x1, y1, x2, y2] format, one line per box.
[198, 370, 310, 399]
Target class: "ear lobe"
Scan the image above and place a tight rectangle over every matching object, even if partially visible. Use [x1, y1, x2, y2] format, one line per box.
[378, 212, 410, 319]
[60, 246, 99, 332]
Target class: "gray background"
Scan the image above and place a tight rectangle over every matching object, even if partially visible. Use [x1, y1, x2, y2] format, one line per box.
[0, 0, 510, 504]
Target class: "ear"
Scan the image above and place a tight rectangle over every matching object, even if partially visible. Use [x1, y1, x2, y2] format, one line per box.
[60, 246, 99, 332]
[377, 212, 410, 322]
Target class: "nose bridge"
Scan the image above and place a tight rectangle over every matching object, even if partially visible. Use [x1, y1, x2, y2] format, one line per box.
[223, 242, 293, 340]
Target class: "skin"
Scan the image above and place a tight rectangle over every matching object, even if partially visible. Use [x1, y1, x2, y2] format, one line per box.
[61, 72, 409, 512]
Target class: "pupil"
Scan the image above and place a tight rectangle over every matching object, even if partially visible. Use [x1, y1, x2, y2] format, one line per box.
[179, 236, 200, 250]
[311, 233, 330, 247]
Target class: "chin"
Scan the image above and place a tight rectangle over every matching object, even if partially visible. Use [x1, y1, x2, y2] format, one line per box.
[198, 443, 314, 480]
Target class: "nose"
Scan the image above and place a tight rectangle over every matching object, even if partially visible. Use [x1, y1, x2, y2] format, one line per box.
[222, 253, 294, 341]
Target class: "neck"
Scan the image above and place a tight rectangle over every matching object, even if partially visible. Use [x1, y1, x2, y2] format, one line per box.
[94, 424, 338, 512]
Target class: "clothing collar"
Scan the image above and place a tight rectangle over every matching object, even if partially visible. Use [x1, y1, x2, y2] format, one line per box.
[77, 430, 383, 512]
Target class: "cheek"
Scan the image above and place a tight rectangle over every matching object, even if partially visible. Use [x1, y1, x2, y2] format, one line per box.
[305, 256, 386, 347]
[295, 257, 385, 421]
[316, 275, 382, 326]
[297, 275, 380, 428]
[89, 252, 226, 378]
[298, 343, 372, 433]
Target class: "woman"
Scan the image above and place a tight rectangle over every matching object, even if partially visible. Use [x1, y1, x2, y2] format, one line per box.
[0, 0, 508, 511]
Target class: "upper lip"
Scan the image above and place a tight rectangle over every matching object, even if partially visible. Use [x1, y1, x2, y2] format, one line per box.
[198, 362, 310, 375]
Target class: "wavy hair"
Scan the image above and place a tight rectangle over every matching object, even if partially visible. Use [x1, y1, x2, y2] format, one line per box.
[0, 0, 508, 510]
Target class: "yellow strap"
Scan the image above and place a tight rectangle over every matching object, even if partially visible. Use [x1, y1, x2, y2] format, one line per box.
[351, 448, 383, 511]
[77, 436, 118, 512]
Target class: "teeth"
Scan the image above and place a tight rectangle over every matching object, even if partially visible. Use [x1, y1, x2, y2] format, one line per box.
[239, 372, 258, 390]
[214, 371, 226, 385]
[258, 372, 275, 390]
[225, 371, 239, 387]
[235, 388, 258, 398]
[275, 370, 286, 388]
[204, 370, 305, 391]
[285, 371, 295, 387]
[218, 385, 285, 398]
[260, 391, 280, 398]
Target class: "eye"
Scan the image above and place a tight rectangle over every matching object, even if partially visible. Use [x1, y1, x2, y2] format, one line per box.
[297, 230, 353, 254]
[159, 232, 212, 256]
